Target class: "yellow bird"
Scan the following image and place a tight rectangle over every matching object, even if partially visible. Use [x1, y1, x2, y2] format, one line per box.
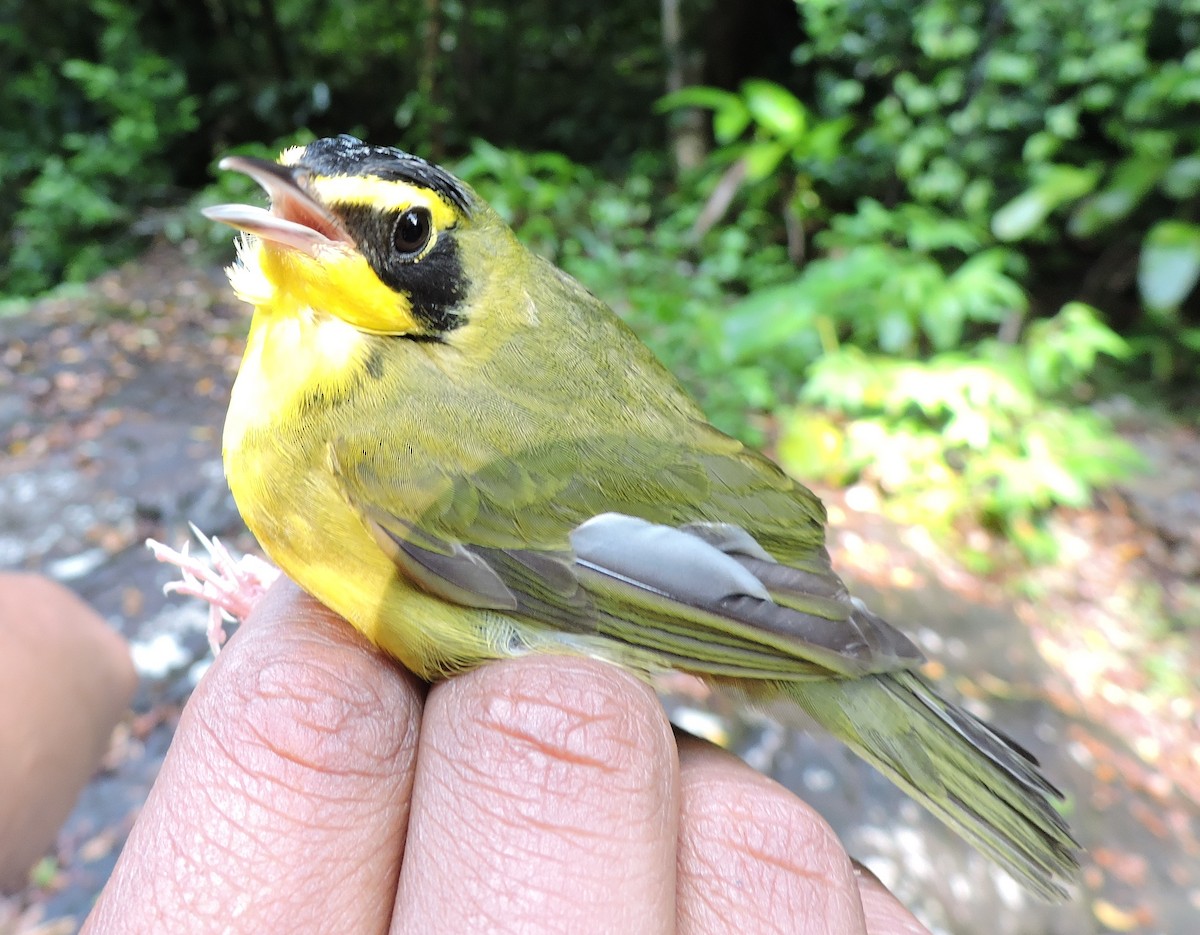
[205, 135, 1078, 899]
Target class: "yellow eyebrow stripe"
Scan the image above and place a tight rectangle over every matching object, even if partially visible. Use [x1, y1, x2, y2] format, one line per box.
[310, 176, 460, 230]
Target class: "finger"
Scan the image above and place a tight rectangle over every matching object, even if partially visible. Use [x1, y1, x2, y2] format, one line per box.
[392, 656, 679, 935]
[83, 578, 423, 934]
[853, 863, 933, 935]
[675, 737, 868, 935]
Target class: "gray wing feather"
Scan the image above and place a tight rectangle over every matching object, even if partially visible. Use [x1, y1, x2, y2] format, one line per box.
[570, 513, 771, 603]
[367, 515, 519, 610]
[361, 498, 922, 677]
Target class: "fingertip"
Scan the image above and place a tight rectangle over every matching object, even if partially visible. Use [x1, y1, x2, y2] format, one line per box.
[395, 654, 679, 933]
[85, 576, 424, 934]
[440, 654, 675, 789]
[853, 862, 933, 935]
[198, 576, 424, 780]
[675, 737, 865, 935]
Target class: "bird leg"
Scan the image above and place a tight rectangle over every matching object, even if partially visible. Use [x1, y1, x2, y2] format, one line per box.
[146, 525, 279, 654]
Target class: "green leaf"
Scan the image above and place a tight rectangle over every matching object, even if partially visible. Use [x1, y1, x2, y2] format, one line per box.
[722, 280, 820, 362]
[777, 408, 846, 482]
[713, 100, 752, 145]
[1138, 220, 1200, 312]
[877, 310, 915, 353]
[1164, 155, 1200, 199]
[1022, 131, 1061, 164]
[741, 80, 807, 140]
[992, 165, 1100, 241]
[802, 115, 853, 161]
[1069, 154, 1166, 237]
[986, 51, 1037, 84]
[742, 140, 788, 182]
[656, 86, 740, 114]
[991, 190, 1048, 241]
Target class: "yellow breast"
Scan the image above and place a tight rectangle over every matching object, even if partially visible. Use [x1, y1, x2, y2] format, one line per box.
[222, 302, 508, 677]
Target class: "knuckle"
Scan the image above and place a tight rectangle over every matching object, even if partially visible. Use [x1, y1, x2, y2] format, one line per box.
[434, 656, 675, 825]
[205, 632, 419, 786]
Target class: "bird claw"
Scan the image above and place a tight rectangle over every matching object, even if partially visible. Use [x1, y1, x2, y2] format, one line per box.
[147, 524, 279, 654]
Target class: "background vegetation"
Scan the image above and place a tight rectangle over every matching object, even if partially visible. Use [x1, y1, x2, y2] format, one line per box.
[5, 0, 1198, 560]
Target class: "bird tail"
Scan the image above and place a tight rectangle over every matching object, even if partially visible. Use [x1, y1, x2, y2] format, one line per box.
[787, 670, 1079, 900]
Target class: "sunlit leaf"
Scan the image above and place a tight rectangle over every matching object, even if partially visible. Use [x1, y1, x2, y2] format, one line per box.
[777, 409, 846, 482]
[741, 80, 806, 140]
[1138, 220, 1200, 312]
[1163, 155, 1200, 199]
[877, 310, 915, 353]
[721, 280, 820, 362]
[656, 86, 740, 114]
[992, 190, 1049, 241]
[992, 165, 1100, 241]
[742, 140, 787, 181]
[1069, 154, 1166, 237]
[713, 100, 752, 145]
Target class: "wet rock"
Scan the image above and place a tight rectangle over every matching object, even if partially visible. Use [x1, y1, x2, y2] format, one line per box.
[0, 574, 136, 891]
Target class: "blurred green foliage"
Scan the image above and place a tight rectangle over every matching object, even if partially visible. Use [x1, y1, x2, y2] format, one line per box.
[5, 0, 770, 298]
[3, 0, 197, 294]
[5, 0, 1196, 558]
[649, 0, 1200, 555]
[792, 0, 1200, 378]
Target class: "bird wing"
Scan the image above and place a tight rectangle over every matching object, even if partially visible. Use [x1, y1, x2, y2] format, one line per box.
[334, 425, 923, 679]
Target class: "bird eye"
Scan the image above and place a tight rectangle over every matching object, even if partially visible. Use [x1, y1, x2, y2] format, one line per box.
[393, 207, 432, 256]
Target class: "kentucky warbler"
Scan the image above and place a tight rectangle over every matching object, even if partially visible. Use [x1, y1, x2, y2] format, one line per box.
[204, 134, 1078, 899]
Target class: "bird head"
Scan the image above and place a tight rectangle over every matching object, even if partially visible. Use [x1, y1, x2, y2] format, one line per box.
[205, 135, 505, 340]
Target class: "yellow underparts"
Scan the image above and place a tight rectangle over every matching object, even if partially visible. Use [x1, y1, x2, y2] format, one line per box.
[255, 240, 425, 336]
[222, 254, 524, 677]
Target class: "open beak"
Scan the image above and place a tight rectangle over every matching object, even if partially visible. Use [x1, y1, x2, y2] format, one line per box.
[203, 156, 352, 254]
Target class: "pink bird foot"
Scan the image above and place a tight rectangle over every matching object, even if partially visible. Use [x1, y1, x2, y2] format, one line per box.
[147, 525, 279, 654]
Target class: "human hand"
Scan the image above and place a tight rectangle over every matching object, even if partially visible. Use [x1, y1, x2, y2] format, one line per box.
[83, 578, 929, 934]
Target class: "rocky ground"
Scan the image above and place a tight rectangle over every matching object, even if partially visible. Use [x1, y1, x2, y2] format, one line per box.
[1, 243, 1197, 934]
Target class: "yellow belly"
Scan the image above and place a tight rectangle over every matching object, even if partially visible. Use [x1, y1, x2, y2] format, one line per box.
[222, 309, 510, 678]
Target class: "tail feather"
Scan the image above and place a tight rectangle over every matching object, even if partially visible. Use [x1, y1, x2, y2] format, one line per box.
[788, 671, 1079, 900]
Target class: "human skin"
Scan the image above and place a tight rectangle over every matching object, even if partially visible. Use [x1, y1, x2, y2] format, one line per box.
[82, 578, 930, 934]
